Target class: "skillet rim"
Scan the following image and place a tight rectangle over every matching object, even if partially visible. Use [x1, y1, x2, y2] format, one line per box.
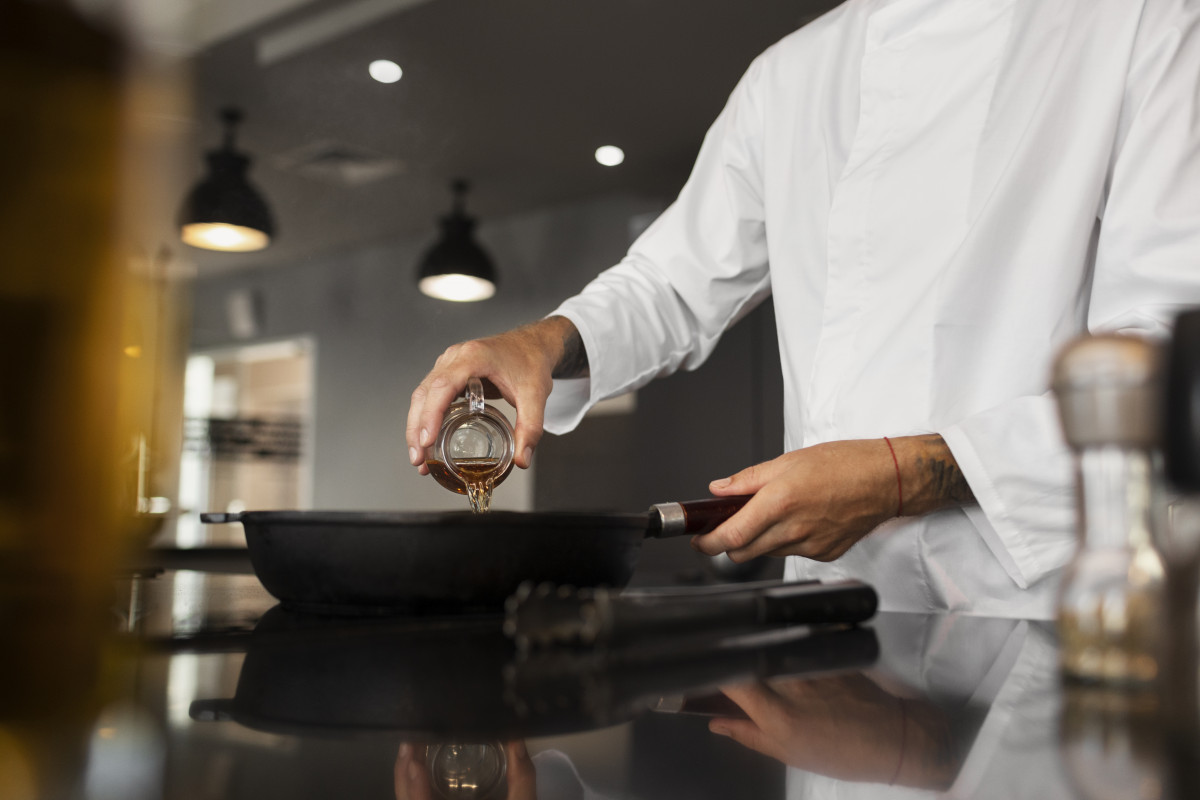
[227, 509, 652, 531]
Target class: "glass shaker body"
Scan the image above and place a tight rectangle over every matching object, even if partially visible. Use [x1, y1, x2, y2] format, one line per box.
[1058, 445, 1166, 684]
[1053, 333, 1167, 686]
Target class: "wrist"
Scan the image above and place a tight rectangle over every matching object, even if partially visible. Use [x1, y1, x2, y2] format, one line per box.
[543, 315, 589, 379]
[882, 437, 904, 517]
[889, 434, 976, 517]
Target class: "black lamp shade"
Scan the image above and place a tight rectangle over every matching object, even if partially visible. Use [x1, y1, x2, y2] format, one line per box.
[180, 109, 275, 253]
[416, 180, 497, 302]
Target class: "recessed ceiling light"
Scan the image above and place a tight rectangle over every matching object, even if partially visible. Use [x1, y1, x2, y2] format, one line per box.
[595, 145, 625, 167]
[369, 59, 403, 84]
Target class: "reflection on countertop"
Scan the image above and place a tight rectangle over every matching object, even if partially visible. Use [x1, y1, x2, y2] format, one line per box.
[11, 567, 1200, 800]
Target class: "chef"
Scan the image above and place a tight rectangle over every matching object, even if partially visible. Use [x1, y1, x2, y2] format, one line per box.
[407, 0, 1200, 619]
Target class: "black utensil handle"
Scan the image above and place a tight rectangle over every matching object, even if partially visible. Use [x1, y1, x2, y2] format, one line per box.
[608, 579, 878, 636]
[761, 580, 879, 626]
[200, 512, 244, 524]
[508, 579, 878, 649]
[650, 496, 752, 538]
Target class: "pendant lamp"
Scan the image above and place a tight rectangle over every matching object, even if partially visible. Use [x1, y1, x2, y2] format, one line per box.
[416, 180, 497, 302]
[180, 107, 275, 252]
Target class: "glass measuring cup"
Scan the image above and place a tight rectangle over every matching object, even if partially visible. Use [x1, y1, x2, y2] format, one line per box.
[425, 377, 515, 512]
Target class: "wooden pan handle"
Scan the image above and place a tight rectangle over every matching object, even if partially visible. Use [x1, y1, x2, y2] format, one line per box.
[200, 512, 243, 524]
[649, 496, 751, 538]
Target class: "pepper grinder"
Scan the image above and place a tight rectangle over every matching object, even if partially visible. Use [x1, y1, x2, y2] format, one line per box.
[1052, 333, 1167, 685]
[1161, 308, 1200, 733]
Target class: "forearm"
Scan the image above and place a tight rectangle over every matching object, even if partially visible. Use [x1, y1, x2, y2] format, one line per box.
[888, 434, 976, 518]
[544, 315, 589, 379]
[490, 315, 589, 380]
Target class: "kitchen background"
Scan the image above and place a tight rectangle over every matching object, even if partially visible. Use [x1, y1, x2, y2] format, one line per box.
[150, 0, 840, 579]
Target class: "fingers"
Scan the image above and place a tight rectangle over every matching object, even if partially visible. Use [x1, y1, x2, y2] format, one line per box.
[416, 363, 474, 452]
[405, 383, 430, 467]
[691, 491, 785, 560]
[394, 743, 433, 800]
[719, 682, 784, 721]
[504, 741, 537, 800]
[693, 444, 894, 562]
[406, 326, 561, 474]
[694, 504, 858, 563]
[708, 459, 780, 496]
[708, 717, 776, 758]
[405, 342, 505, 468]
[406, 343, 468, 467]
[693, 458, 788, 558]
[511, 379, 551, 469]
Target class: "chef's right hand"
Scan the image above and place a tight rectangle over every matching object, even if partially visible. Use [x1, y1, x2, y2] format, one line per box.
[710, 675, 957, 789]
[406, 315, 586, 475]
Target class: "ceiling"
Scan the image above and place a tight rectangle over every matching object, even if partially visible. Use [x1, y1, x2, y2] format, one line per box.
[185, 0, 838, 275]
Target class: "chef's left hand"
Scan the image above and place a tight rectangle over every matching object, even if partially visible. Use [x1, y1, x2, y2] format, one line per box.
[692, 435, 973, 562]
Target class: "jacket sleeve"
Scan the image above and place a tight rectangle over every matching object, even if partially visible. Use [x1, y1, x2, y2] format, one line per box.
[543, 57, 774, 434]
[941, 0, 1200, 589]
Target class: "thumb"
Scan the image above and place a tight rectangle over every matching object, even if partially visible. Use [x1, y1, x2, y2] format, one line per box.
[709, 717, 777, 758]
[710, 458, 782, 496]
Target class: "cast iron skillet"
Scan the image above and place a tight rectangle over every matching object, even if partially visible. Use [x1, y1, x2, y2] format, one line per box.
[187, 603, 880, 740]
[200, 497, 748, 615]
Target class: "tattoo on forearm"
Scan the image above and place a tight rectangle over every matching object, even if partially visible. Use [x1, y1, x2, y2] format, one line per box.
[552, 326, 589, 379]
[916, 434, 976, 507]
[926, 458, 975, 505]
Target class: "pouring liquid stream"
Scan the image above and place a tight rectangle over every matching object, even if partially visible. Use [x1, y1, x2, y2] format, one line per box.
[426, 457, 511, 513]
[426, 378, 516, 513]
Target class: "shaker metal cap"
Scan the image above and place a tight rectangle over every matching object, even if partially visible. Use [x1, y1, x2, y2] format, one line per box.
[1051, 333, 1161, 448]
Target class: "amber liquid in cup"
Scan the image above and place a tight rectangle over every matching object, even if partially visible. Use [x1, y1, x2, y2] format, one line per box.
[426, 457, 514, 512]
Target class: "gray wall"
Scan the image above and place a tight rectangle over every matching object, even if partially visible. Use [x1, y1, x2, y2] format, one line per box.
[189, 190, 784, 579]
[535, 302, 784, 583]
[190, 192, 657, 511]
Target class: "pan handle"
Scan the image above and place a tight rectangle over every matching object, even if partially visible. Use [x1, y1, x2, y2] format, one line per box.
[200, 512, 244, 524]
[189, 699, 235, 722]
[650, 496, 751, 538]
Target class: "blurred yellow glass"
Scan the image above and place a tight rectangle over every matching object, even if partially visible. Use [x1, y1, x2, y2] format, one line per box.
[0, 1, 188, 795]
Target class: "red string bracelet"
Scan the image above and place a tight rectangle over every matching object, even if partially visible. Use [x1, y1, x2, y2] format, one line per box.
[890, 697, 907, 785]
[883, 436, 903, 517]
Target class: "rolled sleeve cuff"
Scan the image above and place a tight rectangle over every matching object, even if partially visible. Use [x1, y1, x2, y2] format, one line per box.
[541, 305, 609, 435]
[939, 401, 1077, 590]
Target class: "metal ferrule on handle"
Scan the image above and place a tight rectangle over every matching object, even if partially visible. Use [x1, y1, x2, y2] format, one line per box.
[649, 496, 751, 538]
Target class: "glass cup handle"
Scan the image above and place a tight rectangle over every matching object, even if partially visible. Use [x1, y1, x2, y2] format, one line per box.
[466, 376, 485, 415]
[439, 377, 488, 486]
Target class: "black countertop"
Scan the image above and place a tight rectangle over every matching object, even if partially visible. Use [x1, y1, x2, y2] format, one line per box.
[61, 568, 1200, 799]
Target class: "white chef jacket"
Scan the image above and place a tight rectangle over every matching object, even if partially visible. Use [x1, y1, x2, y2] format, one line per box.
[544, 0, 1200, 619]
[785, 617, 1067, 799]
